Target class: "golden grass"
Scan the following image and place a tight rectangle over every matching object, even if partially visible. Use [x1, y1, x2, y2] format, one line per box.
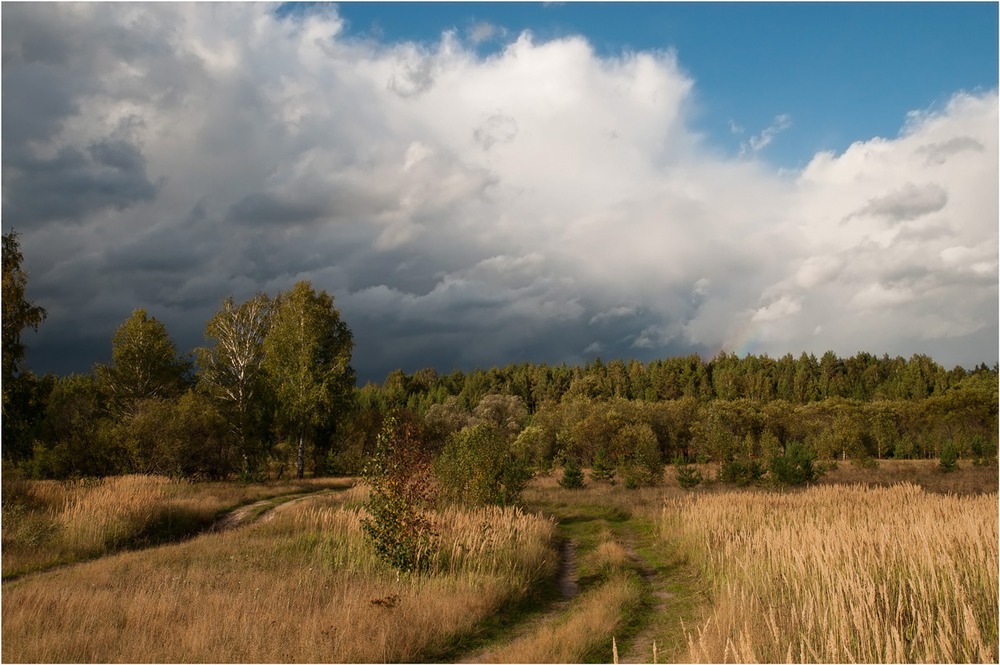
[2, 492, 557, 663]
[2, 475, 351, 577]
[664, 483, 999, 663]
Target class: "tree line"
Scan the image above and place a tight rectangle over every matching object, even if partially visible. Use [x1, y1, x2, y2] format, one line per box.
[3, 230, 997, 482]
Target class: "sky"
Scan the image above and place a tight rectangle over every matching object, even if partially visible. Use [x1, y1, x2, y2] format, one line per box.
[2, 2, 998, 385]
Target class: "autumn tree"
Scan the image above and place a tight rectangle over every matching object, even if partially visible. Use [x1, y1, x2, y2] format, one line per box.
[198, 293, 273, 476]
[263, 281, 354, 479]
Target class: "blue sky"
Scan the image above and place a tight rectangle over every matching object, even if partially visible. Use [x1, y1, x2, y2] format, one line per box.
[327, 2, 999, 169]
[3, 3, 998, 382]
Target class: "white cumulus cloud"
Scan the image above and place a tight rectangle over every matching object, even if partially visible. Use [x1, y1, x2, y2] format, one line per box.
[2, 3, 996, 380]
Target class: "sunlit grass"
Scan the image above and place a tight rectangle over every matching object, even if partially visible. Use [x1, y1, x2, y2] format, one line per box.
[665, 483, 999, 663]
[1, 475, 350, 577]
[1, 491, 558, 663]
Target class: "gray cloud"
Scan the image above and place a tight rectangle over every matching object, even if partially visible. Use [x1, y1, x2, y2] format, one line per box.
[474, 114, 519, 150]
[851, 183, 948, 223]
[3, 140, 158, 225]
[916, 136, 984, 165]
[3, 4, 996, 383]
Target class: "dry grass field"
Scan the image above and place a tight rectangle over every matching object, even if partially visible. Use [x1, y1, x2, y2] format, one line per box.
[1, 487, 557, 663]
[665, 482, 999, 663]
[1, 474, 350, 577]
[2, 460, 997, 663]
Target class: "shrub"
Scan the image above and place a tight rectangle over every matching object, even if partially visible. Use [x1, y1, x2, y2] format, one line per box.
[361, 414, 438, 572]
[435, 423, 532, 506]
[559, 457, 585, 489]
[615, 423, 663, 489]
[769, 442, 820, 486]
[717, 456, 766, 486]
[589, 448, 616, 484]
[970, 435, 995, 466]
[673, 456, 703, 490]
[939, 440, 959, 473]
[851, 455, 880, 470]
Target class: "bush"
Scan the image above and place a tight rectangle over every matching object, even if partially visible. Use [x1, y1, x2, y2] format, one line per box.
[615, 423, 663, 489]
[673, 456, 703, 489]
[851, 455, 880, 470]
[717, 456, 766, 486]
[435, 423, 532, 506]
[970, 435, 995, 466]
[769, 442, 821, 486]
[589, 448, 616, 484]
[939, 441, 959, 473]
[361, 414, 438, 572]
[559, 457, 585, 489]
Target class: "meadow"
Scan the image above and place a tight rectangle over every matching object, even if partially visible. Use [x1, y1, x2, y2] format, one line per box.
[2, 460, 997, 663]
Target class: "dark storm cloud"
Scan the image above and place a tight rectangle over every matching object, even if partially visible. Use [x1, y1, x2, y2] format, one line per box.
[4, 4, 996, 383]
[225, 193, 330, 228]
[3, 140, 158, 226]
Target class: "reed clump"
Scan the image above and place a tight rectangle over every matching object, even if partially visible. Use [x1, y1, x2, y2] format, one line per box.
[664, 482, 998, 663]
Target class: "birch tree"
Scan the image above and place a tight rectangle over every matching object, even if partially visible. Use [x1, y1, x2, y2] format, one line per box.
[198, 293, 273, 476]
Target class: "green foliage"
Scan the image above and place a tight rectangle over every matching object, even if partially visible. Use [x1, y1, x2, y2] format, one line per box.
[717, 456, 766, 486]
[472, 394, 528, 437]
[2, 231, 49, 461]
[970, 435, 995, 466]
[589, 447, 616, 484]
[198, 293, 274, 478]
[769, 442, 821, 486]
[938, 440, 959, 473]
[851, 455, 880, 470]
[615, 422, 663, 488]
[435, 423, 532, 506]
[123, 392, 232, 478]
[95, 309, 191, 418]
[361, 414, 438, 573]
[263, 281, 355, 478]
[514, 424, 556, 473]
[673, 456, 703, 489]
[2, 231, 47, 406]
[559, 457, 585, 489]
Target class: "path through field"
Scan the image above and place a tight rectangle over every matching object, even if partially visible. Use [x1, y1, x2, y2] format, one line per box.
[209, 486, 346, 532]
[448, 497, 700, 664]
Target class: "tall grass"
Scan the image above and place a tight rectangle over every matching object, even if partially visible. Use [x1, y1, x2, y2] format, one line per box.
[2, 475, 351, 577]
[664, 483, 998, 662]
[2, 493, 558, 663]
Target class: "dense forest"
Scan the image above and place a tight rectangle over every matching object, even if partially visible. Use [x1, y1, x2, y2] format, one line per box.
[3, 231, 998, 482]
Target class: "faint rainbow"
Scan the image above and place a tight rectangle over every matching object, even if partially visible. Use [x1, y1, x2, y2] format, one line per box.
[719, 316, 762, 358]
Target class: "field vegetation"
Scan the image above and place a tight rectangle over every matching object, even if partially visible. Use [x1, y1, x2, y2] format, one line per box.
[1, 473, 349, 578]
[666, 483, 998, 663]
[2, 460, 997, 663]
[2, 487, 557, 662]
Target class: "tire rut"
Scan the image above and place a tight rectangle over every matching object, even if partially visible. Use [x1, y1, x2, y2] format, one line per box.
[456, 537, 580, 664]
[619, 541, 674, 664]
